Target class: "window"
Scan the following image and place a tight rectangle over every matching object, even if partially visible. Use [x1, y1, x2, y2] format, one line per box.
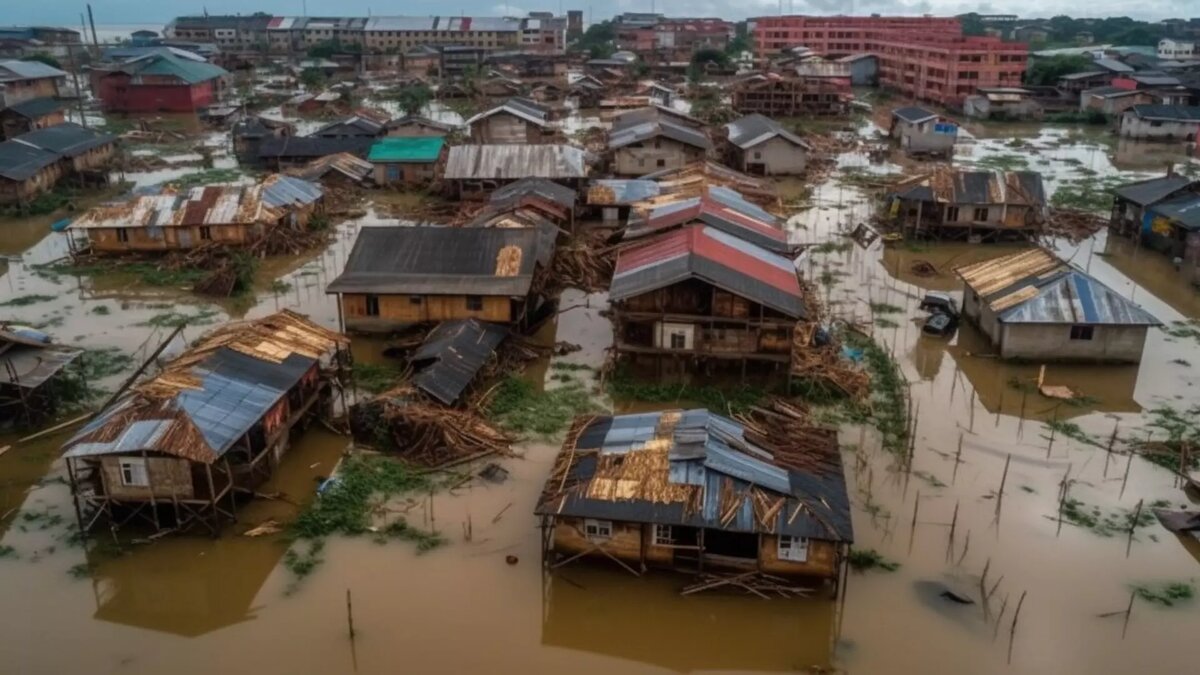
[1069, 325, 1094, 341]
[753, 151, 762, 159]
[946, 206, 960, 222]
[777, 535, 809, 562]
[119, 458, 149, 487]
[365, 294, 380, 316]
[465, 295, 483, 311]
[584, 518, 612, 540]
[409, 296, 423, 305]
[199, 226, 212, 241]
[670, 332, 688, 349]
[116, 228, 129, 243]
[653, 524, 674, 546]
[656, 158, 666, 168]
[973, 207, 989, 221]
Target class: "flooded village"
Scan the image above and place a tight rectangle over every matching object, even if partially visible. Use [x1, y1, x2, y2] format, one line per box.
[2, 9, 1200, 675]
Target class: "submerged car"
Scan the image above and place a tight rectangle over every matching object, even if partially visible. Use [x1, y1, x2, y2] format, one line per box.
[922, 311, 958, 336]
[919, 292, 957, 316]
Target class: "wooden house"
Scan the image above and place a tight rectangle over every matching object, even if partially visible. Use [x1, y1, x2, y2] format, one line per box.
[963, 87, 1044, 120]
[368, 136, 445, 186]
[610, 224, 805, 371]
[465, 98, 554, 144]
[725, 114, 810, 176]
[312, 114, 385, 139]
[256, 136, 373, 170]
[732, 74, 847, 117]
[535, 408, 852, 585]
[443, 144, 591, 200]
[0, 327, 82, 425]
[1109, 174, 1199, 239]
[487, 177, 578, 227]
[955, 249, 1160, 363]
[385, 115, 455, 138]
[1119, 105, 1200, 141]
[287, 152, 374, 187]
[0, 139, 64, 204]
[95, 51, 228, 113]
[0, 123, 116, 205]
[609, 108, 712, 176]
[888, 169, 1047, 240]
[326, 225, 556, 333]
[61, 310, 349, 537]
[0, 96, 66, 140]
[69, 175, 323, 253]
[622, 187, 794, 255]
[0, 59, 66, 109]
[232, 115, 294, 165]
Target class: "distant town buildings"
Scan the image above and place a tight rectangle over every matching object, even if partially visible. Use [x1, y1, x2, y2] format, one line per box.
[612, 13, 735, 59]
[750, 15, 1029, 108]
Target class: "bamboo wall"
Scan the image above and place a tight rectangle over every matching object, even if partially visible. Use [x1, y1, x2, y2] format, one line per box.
[99, 455, 196, 500]
[341, 292, 514, 331]
[89, 222, 255, 252]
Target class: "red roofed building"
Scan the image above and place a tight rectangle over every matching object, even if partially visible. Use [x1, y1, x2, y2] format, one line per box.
[751, 15, 1027, 108]
[609, 224, 805, 372]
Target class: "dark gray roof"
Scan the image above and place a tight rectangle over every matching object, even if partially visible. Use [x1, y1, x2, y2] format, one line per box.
[609, 114, 711, 151]
[16, 122, 114, 157]
[326, 226, 543, 296]
[1, 96, 66, 119]
[0, 59, 66, 81]
[312, 116, 384, 138]
[258, 136, 373, 159]
[1113, 174, 1195, 206]
[385, 115, 456, 133]
[1127, 105, 1200, 122]
[1093, 57, 1134, 73]
[490, 177, 577, 210]
[726, 113, 811, 150]
[410, 319, 509, 405]
[1130, 74, 1181, 87]
[535, 409, 852, 542]
[0, 139, 59, 181]
[1148, 194, 1200, 232]
[892, 106, 937, 123]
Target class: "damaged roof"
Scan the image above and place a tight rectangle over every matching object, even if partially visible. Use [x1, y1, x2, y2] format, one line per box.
[70, 175, 322, 230]
[0, 329, 82, 391]
[1148, 194, 1200, 232]
[895, 169, 1046, 207]
[534, 409, 852, 542]
[444, 144, 590, 180]
[286, 152, 373, 183]
[955, 249, 1159, 326]
[313, 115, 385, 138]
[410, 319, 509, 405]
[587, 179, 661, 205]
[326, 226, 545, 297]
[726, 113, 811, 150]
[62, 311, 347, 463]
[612, 224, 805, 318]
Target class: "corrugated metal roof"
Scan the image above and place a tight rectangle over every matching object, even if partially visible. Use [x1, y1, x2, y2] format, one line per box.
[1093, 57, 1134, 73]
[444, 144, 590, 180]
[287, 152, 373, 183]
[626, 194, 790, 254]
[794, 62, 850, 78]
[0, 139, 59, 181]
[117, 51, 227, 84]
[490, 177, 577, 209]
[1113, 174, 1194, 206]
[892, 106, 938, 123]
[2, 96, 66, 119]
[1127, 105, 1200, 122]
[368, 136, 444, 163]
[326, 225, 544, 296]
[536, 409, 852, 541]
[16, 122, 114, 158]
[1149, 194, 1200, 231]
[0, 331, 82, 390]
[609, 115, 711, 151]
[900, 169, 1046, 207]
[385, 115, 455, 133]
[313, 116, 384, 138]
[956, 248, 1159, 326]
[1058, 70, 1107, 80]
[258, 136, 373, 159]
[410, 319, 508, 405]
[0, 59, 66, 82]
[726, 113, 811, 150]
[464, 100, 551, 129]
[611, 225, 805, 317]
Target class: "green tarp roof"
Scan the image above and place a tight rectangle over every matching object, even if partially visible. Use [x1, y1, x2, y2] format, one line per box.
[368, 136, 445, 163]
[121, 52, 227, 84]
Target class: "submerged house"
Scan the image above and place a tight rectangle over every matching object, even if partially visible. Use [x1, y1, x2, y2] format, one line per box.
[0, 327, 83, 425]
[609, 108, 712, 176]
[725, 114, 811, 176]
[409, 318, 509, 406]
[443, 144, 591, 200]
[0, 123, 116, 205]
[888, 169, 1047, 240]
[888, 107, 957, 159]
[610, 224, 806, 371]
[962, 87, 1044, 120]
[955, 249, 1160, 363]
[535, 409, 852, 582]
[326, 225, 555, 333]
[1109, 173, 1199, 239]
[1118, 105, 1200, 141]
[61, 310, 349, 537]
[69, 175, 323, 253]
[1110, 174, 1200, 280]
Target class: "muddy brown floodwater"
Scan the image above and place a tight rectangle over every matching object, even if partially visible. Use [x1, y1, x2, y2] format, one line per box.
[2, 120, 1200, 675]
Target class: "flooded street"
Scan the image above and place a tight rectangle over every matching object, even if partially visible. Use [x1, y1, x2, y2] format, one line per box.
[2, 118, 1200, 675]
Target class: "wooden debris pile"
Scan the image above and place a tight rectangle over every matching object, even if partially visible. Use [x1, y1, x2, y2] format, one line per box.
[350, 387, 514, 468]
[1044, 207, 1106, 244]
[735, 398, 843, 477]
[790, 280, 870, 401]
[548, 230, 618, 293]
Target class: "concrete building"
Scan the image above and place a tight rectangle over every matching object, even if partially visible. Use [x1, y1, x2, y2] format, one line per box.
[731, 73, 848, 117]
[1118, 105, 1200, 141]
[888, 107, 958, 159]
[955, 249, 1159, 363]
[750, 15, 1028, 108]
[963, 87, 1043, 120]
[615, 17, 734, 59]
[1158, 39, 1197, 61]
[725, 114, 810, 176]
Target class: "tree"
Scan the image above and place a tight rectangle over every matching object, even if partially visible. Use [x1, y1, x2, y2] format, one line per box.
[22, 53, 62, 69]
[299, 68, 326, 90]
[1023, 54, 1093, 85]
[574, 20, 615, 58]
[958, 13, 987, 37]
[392, 83, 433, 116]
[307, 40, 340, 59]
[691, 48, 729, 68]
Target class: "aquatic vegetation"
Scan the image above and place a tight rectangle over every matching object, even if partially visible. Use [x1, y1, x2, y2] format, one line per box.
[135, 308, 221, 328]
[844, 332, 909, 455]
[847, 548, 900, 572]
[869, 302, 904, 315]
[549, 362, 592, 372]
[606, 367, 769, 416]
[168, 168, 245, 188]
[1059, 498, 1156, 537]
[971, 153, 1029, 171]
[1162, 319, 1200, 344]
[0, 294, 56, 307]
[489, 376, 599, 436]
[809, 240, 855, 255]
[351, 362, 406, 395]
[1131, 581, 1195, 607]
[875, 317, 900, 329]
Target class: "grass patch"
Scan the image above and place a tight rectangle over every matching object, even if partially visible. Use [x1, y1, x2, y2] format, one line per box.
[1132, 581, 1195, 607]
[269, 279, 292, 293]
[1163, 319, 1200, 345]
[134, 308, 221, 328]
[847, 548, 900, 572]
[606, 367, 768, 416]
[869, 302, 903, 314]
[352, 362, 405, 395]
[1042, 419, 1104, 449]
[90, 305, 110, 315]
[844, 332, 908, 454]
[875, 317, 899, 329]
[810, 241, 854, 255]
[0, 545, 17, 559]
[487, 376, 599, 437]
[0, 294, 56, 307]
[34, 260, 208, 287]
[1050, 175, 1128, 213]
[550, 362, 592, 372]
[168, 168, 245, 189]
[971, 153, 1029, 172]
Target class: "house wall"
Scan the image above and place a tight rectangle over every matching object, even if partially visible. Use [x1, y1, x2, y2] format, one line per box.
[88, 222, 256, 252]
[69, 143, 117, 172]
[759, 534, 838, 578]
[99, 455, 196, 500]
[99, 73, 216, 113]
[740, 136, 807, 175]
[613, 137, 706, 175]
[0, 109, 66, 140]
[471, 112, 542, 144]
[0, 76, 59, 107]
[941, 203, 1034, 229]
[373, 161, 437, 185]
[1119, 114, 1200, 141]
[1083, 92, 1151, 115]
[0, 162, 64, 204]
[386, 124, 446, 138]
[552, 517, 645, 561]
[999, 323, 1149, 363]
[340, 292, 514, 331]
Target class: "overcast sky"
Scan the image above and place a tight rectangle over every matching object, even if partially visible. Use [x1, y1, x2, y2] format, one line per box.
[10, 0, 1187, 28]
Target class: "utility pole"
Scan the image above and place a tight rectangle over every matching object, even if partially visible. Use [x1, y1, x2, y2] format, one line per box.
[65, 42, 88, 129]
[86, 4, 100, 55]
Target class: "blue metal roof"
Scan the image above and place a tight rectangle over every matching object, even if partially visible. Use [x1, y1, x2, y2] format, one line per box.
[998, 268, 1160, 326]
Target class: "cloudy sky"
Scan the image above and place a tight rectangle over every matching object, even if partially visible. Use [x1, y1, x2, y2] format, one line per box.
[10, 0, 1186, 28]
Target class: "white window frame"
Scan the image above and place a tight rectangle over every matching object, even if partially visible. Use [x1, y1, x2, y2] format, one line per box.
[653, 524, 674, 546]
[777, 535, 809, 562]
[119, 457, 149, 487]
[583, 518, 612, 541]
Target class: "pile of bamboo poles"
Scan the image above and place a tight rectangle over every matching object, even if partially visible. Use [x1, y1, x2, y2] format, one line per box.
[1044, 207, 1106, 244]
[548, 231, 618, 293]
[350, 389, 514, 468]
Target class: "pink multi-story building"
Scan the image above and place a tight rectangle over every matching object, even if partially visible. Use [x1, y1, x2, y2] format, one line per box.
[751, 15, 1028, 108]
